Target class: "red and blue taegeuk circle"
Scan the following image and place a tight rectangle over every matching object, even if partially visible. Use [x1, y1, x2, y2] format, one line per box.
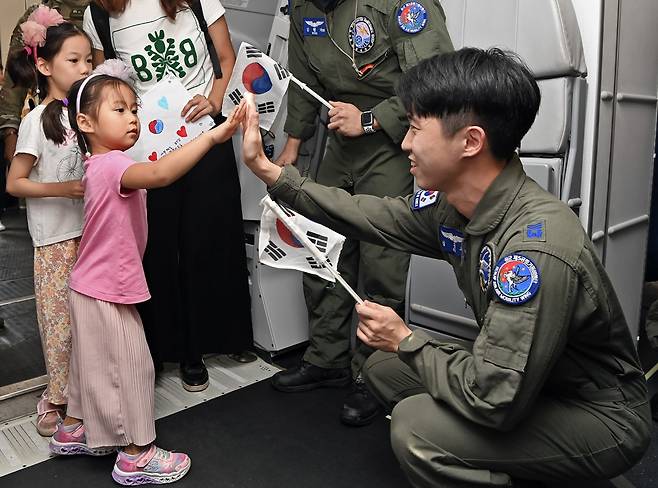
[148, 119, 164, 134]
[276, 219, 303, 248]
[242, 63, 273, 95]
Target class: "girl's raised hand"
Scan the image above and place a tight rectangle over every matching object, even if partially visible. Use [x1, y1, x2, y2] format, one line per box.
[208, 100, 247, 145]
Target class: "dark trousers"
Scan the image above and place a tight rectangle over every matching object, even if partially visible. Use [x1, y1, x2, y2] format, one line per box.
[364, 351, 651, 487]
[137, 140, 253, 363]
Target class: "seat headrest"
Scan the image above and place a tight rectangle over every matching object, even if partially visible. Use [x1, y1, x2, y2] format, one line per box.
[440, 0, 586, 78]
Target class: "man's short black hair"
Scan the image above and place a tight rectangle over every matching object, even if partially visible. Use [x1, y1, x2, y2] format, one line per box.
[398, 47, 541, 161]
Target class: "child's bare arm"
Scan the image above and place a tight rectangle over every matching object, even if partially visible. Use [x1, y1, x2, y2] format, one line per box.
[121, 101, 246, 190]
[7, 153, 84, 199]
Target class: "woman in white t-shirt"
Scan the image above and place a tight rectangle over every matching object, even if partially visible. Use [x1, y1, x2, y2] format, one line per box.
[83, 0, 254, 391]
[6, 10, 90, 437]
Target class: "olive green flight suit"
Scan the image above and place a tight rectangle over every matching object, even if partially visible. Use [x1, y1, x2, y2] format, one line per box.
[268, 158, 651, 486]
[286, 0, 453, 376]
[0, 0, 89, 133]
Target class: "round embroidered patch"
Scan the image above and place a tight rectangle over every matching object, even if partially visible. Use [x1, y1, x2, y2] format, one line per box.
[397, 2, 428, 34]
[349, 16, 376, 53]
[478, 245, 493, 292]
[492, 253, 540, 305]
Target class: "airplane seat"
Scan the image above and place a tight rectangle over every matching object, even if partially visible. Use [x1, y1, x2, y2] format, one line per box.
[406, 0, 587, 342]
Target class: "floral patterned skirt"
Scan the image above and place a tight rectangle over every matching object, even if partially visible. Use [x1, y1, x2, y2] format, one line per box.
[33, 238, 80, 405]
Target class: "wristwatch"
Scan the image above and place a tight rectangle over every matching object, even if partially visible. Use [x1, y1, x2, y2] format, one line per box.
[361, 110, 376, 134]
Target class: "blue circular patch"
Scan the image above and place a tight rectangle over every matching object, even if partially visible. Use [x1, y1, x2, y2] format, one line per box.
[478, 245, 493, 292]
[398, 2, 428, 34]
[349, 16, 376, 54]
[492, 253, 540, 305]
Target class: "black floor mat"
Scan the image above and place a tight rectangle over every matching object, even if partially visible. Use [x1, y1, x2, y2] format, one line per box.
[0, 380, 409, 488]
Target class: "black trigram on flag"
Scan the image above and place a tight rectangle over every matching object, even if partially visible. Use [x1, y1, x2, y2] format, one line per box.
[307, 231, 328, 254]
[246, 46, 263, 58]
[278, 204, 295, 218]
[264, 241, 286, 261]
[228, 88, 244, 106]
[258, 101, 276, 114]
[274, 63, 290, 81]
[306, 257, 326, 270]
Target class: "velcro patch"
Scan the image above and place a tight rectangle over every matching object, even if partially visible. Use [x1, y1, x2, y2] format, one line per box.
[439, 225, 464, 257]
[523, 220, 546, 242]
[398, 2, 428, 34]
[303, 18, 328, 37]
[411, 190, 438, 210]
[492, 253, 540, 305]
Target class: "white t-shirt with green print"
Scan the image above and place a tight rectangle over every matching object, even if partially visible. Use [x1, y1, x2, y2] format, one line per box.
[83, 0, 225, 97]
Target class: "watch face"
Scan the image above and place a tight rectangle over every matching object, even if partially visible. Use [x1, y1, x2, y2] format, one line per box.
[361, 111, 374, 126]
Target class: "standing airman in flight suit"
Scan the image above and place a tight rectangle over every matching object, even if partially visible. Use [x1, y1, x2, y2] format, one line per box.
[272, 0, 453, 426]
[240, 48, 651, 487]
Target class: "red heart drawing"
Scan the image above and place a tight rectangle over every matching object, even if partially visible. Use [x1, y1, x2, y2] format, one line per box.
[148, 152, 158, 161]
[177, 126, 188, 137]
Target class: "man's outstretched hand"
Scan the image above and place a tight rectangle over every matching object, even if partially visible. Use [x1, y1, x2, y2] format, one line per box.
[241, 93, 283, 186]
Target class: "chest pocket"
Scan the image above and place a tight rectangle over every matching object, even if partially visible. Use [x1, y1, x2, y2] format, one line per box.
[354, 0, 392, 70]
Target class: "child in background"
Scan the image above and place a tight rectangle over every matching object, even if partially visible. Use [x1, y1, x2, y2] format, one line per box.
[47, 59, 246, 485]
[6, 6, 90, 437]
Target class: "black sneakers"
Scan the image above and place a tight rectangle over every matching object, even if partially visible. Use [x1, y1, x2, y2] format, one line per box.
[271, 361, 351, 392]
[180, 361, 209, 392]
[340, 377, 382, 427]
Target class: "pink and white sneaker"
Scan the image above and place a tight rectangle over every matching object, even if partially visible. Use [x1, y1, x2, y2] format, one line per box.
[112, 444, 191, 485]
[49, 422, 116, 456]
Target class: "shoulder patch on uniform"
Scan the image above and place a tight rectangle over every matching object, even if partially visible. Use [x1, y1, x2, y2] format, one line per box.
[478, 244, 494, 293]
[411, 190, 438, 210]
[349, 16, 376, 53]
[523, 220, 546, 242]
[439, 226, 464, 257]
[397, 2, 428, 34]
[492, 253, 540, 305]
[303, 18, 328, 37]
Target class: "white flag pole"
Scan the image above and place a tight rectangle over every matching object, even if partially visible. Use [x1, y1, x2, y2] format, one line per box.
[289, 74, 333, 110]
[262, 196, 364, 305]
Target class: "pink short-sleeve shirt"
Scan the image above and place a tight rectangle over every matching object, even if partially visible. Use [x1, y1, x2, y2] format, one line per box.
[69, 150, 150, 304]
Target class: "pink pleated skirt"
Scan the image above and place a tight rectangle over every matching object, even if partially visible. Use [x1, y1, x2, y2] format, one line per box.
[67, 290, 156, 448]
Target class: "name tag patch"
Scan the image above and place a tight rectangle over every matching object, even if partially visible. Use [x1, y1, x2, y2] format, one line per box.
[493, 253, 540, 305]
[303, 18, 328, 37]
[439, 226, 464, 257]
[411, 190, 438, 210]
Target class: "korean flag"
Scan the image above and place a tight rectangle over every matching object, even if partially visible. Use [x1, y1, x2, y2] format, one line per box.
[221, 42, 291, 131]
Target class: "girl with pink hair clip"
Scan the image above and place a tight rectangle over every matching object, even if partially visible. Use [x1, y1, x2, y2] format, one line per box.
[6, 5, 92, 437]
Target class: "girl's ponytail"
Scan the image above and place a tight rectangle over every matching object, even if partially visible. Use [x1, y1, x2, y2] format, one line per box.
[6, 47, 39, 91]
[42, 98, 68, 145]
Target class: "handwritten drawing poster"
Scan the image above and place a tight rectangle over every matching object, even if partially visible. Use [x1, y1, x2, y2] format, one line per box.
[126, 75, 215, 162]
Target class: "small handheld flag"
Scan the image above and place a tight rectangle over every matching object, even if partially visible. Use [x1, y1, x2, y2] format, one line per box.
[259, 195, 363, 304]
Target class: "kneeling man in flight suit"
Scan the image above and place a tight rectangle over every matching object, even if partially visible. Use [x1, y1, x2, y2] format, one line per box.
[240, 48, 651, 487]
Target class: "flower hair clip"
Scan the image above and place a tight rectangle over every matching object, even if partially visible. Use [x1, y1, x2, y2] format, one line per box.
[92, 59, 136, 84]
[20, 6, 64, 62]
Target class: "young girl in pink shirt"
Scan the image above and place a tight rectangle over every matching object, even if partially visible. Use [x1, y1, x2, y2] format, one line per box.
[46, 60, 245, 486]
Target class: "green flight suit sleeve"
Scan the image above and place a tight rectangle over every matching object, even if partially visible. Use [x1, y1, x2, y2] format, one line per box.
[269, 165, 445, 259]
[398, 249, 584, 431]
[0, 7, 36, 131]
[283, 2, 330, 142]
[371, 0, 453, 144]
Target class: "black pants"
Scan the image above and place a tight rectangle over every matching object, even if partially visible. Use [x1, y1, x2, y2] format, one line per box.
[137, 139, 253, 363]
